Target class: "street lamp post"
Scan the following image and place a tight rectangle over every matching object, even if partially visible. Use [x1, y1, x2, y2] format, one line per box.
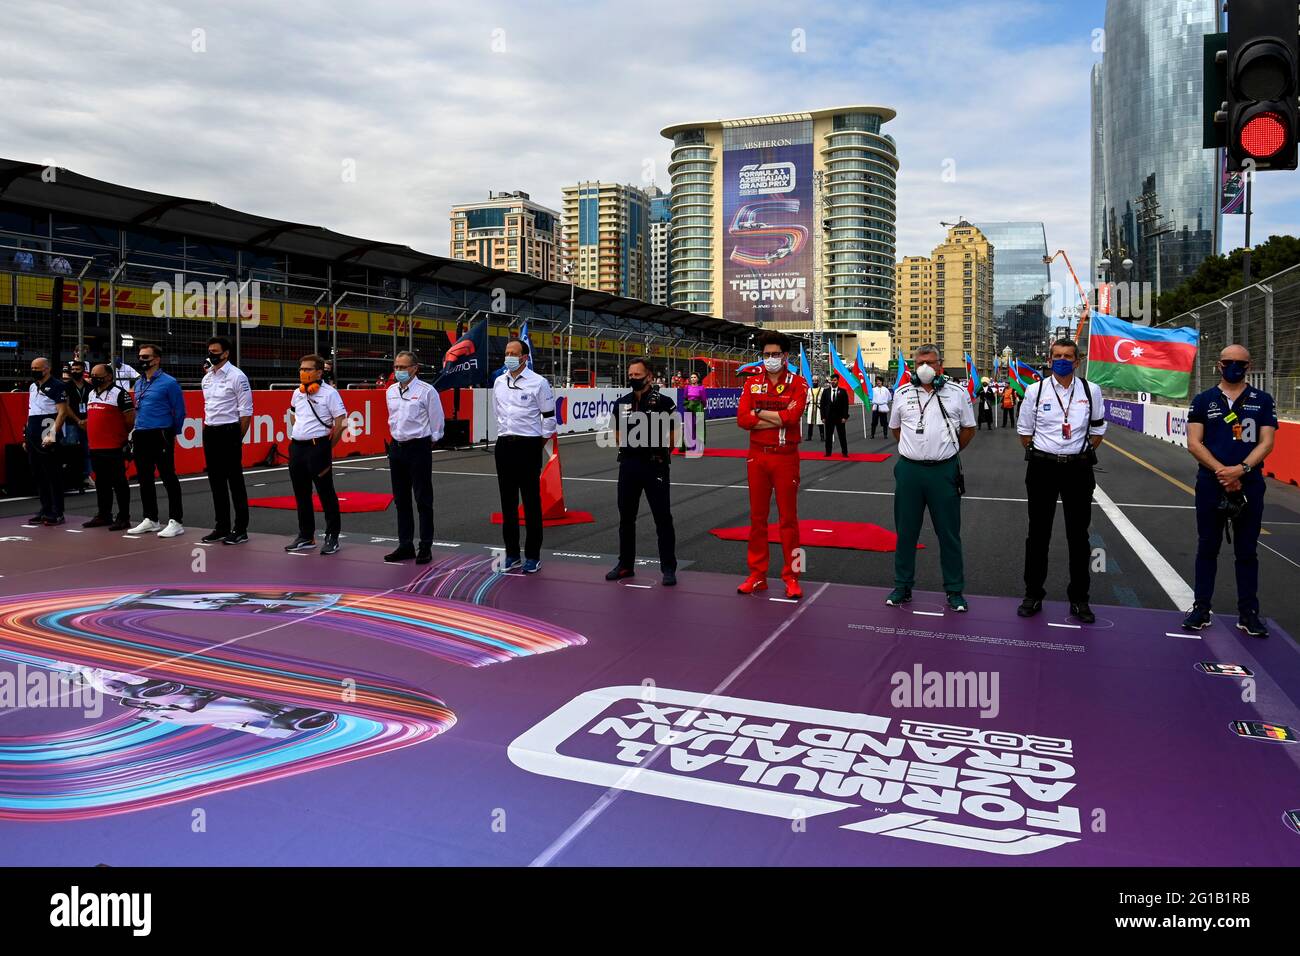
[563, 261, 575, 387]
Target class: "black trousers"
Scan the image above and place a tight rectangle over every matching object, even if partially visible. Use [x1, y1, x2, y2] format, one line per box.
[24, 421, 63, 518]
[388, 435, 433, 548]
[1194, 472, 1265, 613]
[978, 410, 994, 430]
[132, 428, 182, 523]
[1001, 406, 1015, 427]
[289, 438, 340, 538]
[203, 422, 248, 533]
[90, 448, 130, 521]
[805, 420, 824, 441]
[495, 435, 545, 561]
[617, 455, 676, 572]
[871, 410, 889, 437]
[1023, 458, 1096, 603]
[825, 420, 848, 456]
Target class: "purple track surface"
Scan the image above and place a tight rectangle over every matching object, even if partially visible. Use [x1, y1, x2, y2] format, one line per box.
[1, 516, 1299, 866]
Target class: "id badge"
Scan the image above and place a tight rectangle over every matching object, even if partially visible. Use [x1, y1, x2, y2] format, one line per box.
[915, 424, 925, 435]
[1232, 423, 1243, 441]
[1061, 422, 1072, 439]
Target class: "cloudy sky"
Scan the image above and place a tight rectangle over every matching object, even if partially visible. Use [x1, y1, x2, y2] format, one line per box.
[3, 0, 1299, 316]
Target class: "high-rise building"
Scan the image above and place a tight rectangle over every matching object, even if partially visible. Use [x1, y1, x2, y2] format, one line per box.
[449, 191, 561, 281]
[649, 185, 672, 307]
[1091, 0, 1220, 293]
[972, 221, 1051, 361]
[659, 106, 899, 344]
[893, 221, 995, 376]
[561, 182, 651, 300]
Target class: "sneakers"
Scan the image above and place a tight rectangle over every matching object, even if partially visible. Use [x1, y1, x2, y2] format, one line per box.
[885, 587, 912, 606]
[129, 518, 162, 535]
[1016, 597, 1043, 618]
[199, 529, 227, 543]
[415, 547, 432, 565]
[42, 515, 65, 526]
[28, 513, 46, 524]
[783, 578, 803, 601]
[737, 575, 768, 595]
[82, 516, 112, 528]
[605, 565, 635, 581]
[384, 546, 416, 563]
[662, 571, 677, 587]
[1182, 604, 1213, 631]
[285, 536, 316, 553]
[499, 556, 524, 573]
[1069, 602, 1096, 625]
[222, 531, 248, 546]
[319, 534, 340, 556]
[158, 519, 185, 538]
[1237, 611, 1269, 638]
[946, 592, 969, 612]
[523, 558, 542, 574]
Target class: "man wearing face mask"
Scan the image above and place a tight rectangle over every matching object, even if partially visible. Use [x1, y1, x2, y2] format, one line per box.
[129, 344, 186, 538]
[285, 354, 348, 556]
[383, 350, 444, 564]
[199, 336, 253, 545]
[1016, 339, 1106, 624]
[887, 344, 976, 611]
[737, 331, 808, 600]
[606, 358, 677, 585]
[1183, 345, 1277, 637]
[493, 339, 556, 573]
[22, 357, 69, 526]
[83, 363, 135, 531]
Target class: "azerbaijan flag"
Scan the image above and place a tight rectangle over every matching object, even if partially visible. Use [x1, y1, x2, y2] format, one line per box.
[1087, 313, 1199, 399]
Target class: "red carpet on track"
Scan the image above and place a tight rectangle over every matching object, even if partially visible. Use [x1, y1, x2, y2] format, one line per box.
[249, 493, 394, 513]
[710, 519, 923, 552]
[699, 448, 890, 463]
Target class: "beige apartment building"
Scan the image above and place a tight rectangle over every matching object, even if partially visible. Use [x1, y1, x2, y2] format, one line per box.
[560, 181, 651, 300]
[449, 191, 562, 281]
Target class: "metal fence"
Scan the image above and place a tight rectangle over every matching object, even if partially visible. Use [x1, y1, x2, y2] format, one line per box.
[0, 253, 750, 391]
[1153, 261, 1300, 418]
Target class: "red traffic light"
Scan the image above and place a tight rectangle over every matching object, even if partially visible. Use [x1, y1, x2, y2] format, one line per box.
[1240, 110, 1288, 157]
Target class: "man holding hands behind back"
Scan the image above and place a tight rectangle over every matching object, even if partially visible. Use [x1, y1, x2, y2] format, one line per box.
[284, 354, 348, 556]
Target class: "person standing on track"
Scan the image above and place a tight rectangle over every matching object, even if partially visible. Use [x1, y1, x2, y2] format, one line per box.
[1183, 344, 1277, 638]
[1000, 380, 1016, 427]
[284, 354, 347, 557]
[870, 376, 892, 439]
[83, 363, 134, 531]
[128, 343, 186, 538]
[1015, 338, 1106, 625]
[199, 336, 253, 545]
[804, 375, 824, 443]
[737, 331, 807, 601]
[383, 350, 444, 565]
[887, 344, 975, 612]
[22, 357, 69, 526]
[821, 377, 850, 458]
[492, 339, 556, 574]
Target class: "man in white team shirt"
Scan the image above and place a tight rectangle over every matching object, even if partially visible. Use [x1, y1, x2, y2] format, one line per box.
[492, 339, 556, 574]
[200, 336, 254, 545]
[870, 376, 892, 439]
[384, 350, 445, 565]
[284, 354, 348, 556]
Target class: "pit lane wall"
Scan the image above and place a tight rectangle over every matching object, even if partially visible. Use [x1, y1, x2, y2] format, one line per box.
[1102, 393, 1299, 486]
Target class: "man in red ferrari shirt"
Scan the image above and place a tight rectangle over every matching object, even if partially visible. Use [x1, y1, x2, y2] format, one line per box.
[737, 331, 807, 600]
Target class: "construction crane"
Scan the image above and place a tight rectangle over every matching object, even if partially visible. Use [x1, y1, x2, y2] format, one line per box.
[1043, 250, 1091, 342]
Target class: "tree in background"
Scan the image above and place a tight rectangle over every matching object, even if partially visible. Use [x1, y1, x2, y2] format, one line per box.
[1154, 234, 1300, 322]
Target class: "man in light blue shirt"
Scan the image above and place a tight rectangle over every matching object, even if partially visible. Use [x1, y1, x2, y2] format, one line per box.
[129, 342, 187, 538]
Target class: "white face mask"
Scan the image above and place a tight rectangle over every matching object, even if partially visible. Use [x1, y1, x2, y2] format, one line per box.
[915, 363, 937, 385]
[763, 356, 783, 373]
[504, 355, 521, 371]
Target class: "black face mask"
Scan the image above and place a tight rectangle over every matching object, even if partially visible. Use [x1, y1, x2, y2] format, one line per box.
[137, 358, 153, 372]
[30, 369, 43, 381]
[91, 376, 109, 389]
[207, 352, 224, 367]
[1220, 360, 1247, 384]
[628, 377, 646, 391]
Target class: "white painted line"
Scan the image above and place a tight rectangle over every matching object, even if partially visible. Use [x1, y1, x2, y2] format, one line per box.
[1260, 541, 1300, 571]
[1092, 483, 1195, 611]
[912, 610, 944, 617]
[769, 597, 798, 603]
[1166, 631, 1203, 640]
[65, 529, 83, 533]
[1048, 622, 1081, 629]
[624, 583, 652, 589]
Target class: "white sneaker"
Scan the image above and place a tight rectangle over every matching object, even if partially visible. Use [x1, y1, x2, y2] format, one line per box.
[157, 519, 185, 538]
[128, 519, 162, 535]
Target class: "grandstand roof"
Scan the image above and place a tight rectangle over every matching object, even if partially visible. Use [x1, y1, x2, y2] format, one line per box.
[0, 158, 755, 340]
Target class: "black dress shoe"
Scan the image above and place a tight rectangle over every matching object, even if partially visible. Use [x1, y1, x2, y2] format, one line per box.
[1017, 597, 1042, 617]
[662, 571, 677, 587]
[285, 536, 316, 552]
[201, 530, 228, 543]
[82, 516, 112, 528]
[1070, 602, 1096, 624]
[384, 546, 416, 563]
[415, 547, 433, 565]
[319, 534, 340, 555]
[605, 565, 635, 581]
[108, 518, 130, 532]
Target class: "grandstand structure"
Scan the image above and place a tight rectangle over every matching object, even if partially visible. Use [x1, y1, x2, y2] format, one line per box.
[0, 159, 774, 389]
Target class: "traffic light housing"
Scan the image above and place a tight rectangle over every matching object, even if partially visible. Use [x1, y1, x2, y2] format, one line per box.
[1224, 0, 1299, 171]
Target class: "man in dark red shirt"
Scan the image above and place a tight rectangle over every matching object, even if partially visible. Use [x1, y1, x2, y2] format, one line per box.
[83, 363, 135, 530]
[736, 331, 807, 600]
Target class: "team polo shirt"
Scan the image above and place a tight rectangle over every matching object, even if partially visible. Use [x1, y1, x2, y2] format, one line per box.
[1017, 377, 1106, 455]
[201, 362, 253, 426]
[290, 382, 346, 440]
[86, 385, 133, 450]
[1188, 385, 1277, 476]
[888, 381, 975, 461]
[27, 379, 66, 426]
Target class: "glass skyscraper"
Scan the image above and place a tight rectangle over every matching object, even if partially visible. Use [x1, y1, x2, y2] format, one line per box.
[1092, 0, 1220, 293]
[972, 221, 1051, 359]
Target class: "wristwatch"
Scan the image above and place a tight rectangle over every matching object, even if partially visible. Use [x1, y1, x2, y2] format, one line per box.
[1240, 462, 1253, 474]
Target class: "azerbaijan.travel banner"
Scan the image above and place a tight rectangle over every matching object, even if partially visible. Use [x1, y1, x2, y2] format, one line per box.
[722, 131, 814, 326]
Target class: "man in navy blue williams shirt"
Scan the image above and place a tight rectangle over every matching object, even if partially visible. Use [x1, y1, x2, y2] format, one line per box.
[129, 343, 188, 539]
[22, 357, 69, 525]
[1183, 344, 1277, 637]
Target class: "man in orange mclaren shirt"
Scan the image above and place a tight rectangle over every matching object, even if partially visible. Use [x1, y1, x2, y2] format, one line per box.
[737, 331, 808, 600]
